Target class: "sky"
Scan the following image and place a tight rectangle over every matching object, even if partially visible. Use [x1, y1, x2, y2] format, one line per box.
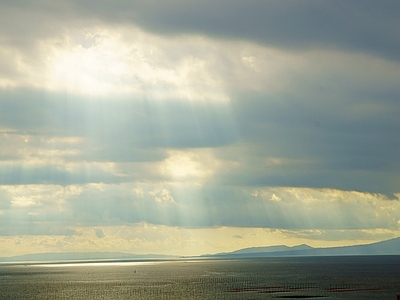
[0, 0, 400, 257]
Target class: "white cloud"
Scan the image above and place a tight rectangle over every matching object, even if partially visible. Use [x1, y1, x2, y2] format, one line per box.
[1, 25, 230, 102]
[132, 188, 145, 199]
[0, 184, 82, 211]
[149, 189, 175, 204]
[269, 194, 281, 202]
[159, 149, 220, 183]
[11, 196, 38, 207]
[253, 187, 400, 230]
[1, 182, 399, 238]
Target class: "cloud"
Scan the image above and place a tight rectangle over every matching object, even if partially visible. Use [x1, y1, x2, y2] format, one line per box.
[1, 44, 399, 192]
[1, 0, 400, 255]
[0, 162, 126, 185]
[149, 189, 176, 204]
[58, 0, 400, 61]
[2, 183, 398, 235]
[0, 88, 237, 146]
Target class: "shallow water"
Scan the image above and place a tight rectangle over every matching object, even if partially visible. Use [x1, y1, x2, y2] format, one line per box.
[1, 256, 399, 299]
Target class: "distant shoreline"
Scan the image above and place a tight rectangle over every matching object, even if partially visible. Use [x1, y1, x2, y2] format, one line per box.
[1, 236, 399, 265]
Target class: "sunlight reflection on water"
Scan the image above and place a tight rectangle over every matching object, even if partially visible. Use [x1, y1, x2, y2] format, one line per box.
[1, 257, 399, 299]
[32, 260, 164, 268]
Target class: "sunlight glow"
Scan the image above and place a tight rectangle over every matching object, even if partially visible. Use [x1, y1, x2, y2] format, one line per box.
[43, 28, 229, 101]
[162, 149, 217, 183]
[50, 34, 129, 95]
[37, 261, 161, 268]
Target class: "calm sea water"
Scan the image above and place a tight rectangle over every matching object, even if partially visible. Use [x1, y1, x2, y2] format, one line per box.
[0, 256, 399, 299]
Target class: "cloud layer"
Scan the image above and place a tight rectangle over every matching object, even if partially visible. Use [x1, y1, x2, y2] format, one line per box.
[0, 0, 399, 256]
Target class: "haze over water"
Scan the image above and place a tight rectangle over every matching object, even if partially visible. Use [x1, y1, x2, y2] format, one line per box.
[1, 256, 399, 299]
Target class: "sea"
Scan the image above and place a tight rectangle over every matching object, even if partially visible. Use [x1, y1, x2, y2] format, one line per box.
[0, 256, 399, 299]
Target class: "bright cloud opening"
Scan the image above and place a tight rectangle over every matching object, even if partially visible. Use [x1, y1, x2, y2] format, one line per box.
[40, 27, 230, 101]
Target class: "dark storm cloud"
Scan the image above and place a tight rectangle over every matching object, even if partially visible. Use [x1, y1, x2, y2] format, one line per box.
[218, 89, 400, 194]
[63, 0, 400, 61]
[1, 1, 398, 61]
[236, 90, 400, 161]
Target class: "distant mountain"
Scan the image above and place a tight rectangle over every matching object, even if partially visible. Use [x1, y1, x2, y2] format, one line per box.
[0, 252, 176, 263]
[2, 237, 399, 263]
[230, 244, 312, 254]
[207, 237, 400, 258]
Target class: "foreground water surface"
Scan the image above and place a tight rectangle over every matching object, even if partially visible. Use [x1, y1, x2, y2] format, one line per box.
[1, 256, 399, 299]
